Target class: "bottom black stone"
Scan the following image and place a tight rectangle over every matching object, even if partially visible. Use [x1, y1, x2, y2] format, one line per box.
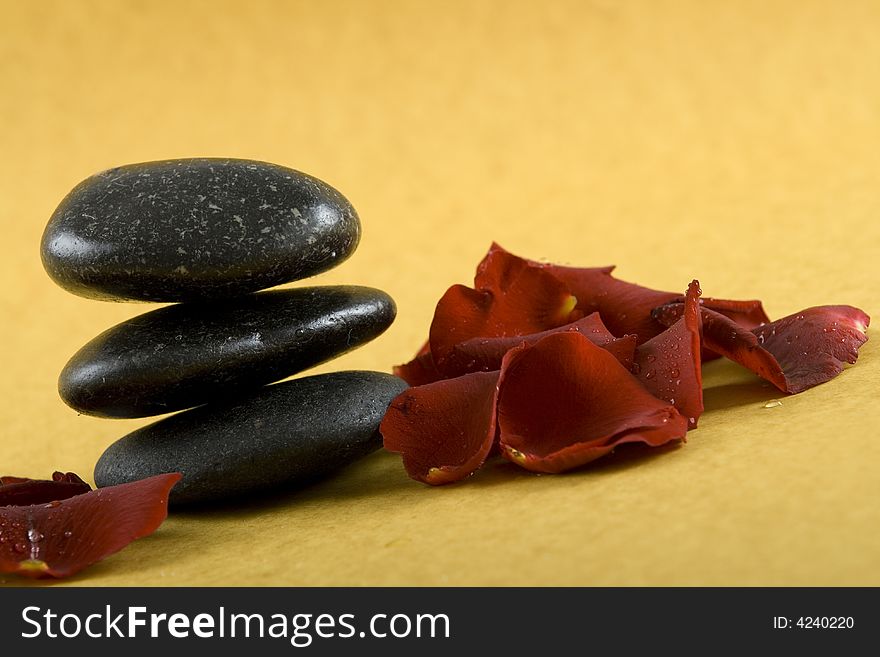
[93, 371, 408, 506]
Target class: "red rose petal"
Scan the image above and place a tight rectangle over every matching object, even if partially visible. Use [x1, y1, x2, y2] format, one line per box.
[658, 295, 770, 364]
[0, 473, 181, 579]
[656, 303, 789, 390]
[475, 242, 614, 287]
[438, 312, 636, 377]
[429, 256, 577, 367]
[478, 244, 670, 342]
[393, 350, 444, 386]
[659, 296, 770, 331]
[699, 297, 770, 330]
[1, 472, 88, 486]
[655, 303, 869, 393]
[633, 280, 704, 427]
[381, 372, 500, 485]
[543, 268, 677, 342]
[484, 244, 772, 351]
[496, 333, 688, 474]
[598, 335, 638, 371]
[753, 305, 870, 393]
[0, 471, 91, 507]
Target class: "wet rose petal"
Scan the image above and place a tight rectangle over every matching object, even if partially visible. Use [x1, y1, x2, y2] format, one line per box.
[660, 295, 770, 331]
[478, 243, 671, 342]
[633, 280, 704, 427]
[543, 268, 677, 342]
[698, 297, 770, 330]
[656, 303, 869, 393]
[475, 242, 614, 287]
[381, 372, 500, 484]
[0, 473, 181, 579]
[657, 303, 789, 390]
[428, 276, 576, 368]
[496, 333, 688, 474]
[0, 472, 91, 507]
[393, 350, 444, 387]
[660, 295, 770, 362]
[438, 312, 636, 377]
[753, 305, 870, 393]
[486, 244, 774, 350]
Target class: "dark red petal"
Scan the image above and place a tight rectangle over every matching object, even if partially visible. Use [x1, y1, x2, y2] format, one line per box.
[381, 372, 500, 485]
[475, 242, 614, 288]
[543, 268, 677, 342]
[0, 473, 181, 579]
[428, 272, 576, 367]
[700, 297, 770, 330]
[0, 472, 86, 486]
[658, 296, 770, 331]
[659, 303, 789, 390]
[0, 475, 92, 507]
[659, 303, 869, 393]
[496, 333, 688, 474]
[480, 243, 676, 342]
[633, 280, 704, 427]
[655, 295, 770, 363]
[392, 350, 444, 387]
[600, 335, 638, 371]
[753, 306, 870, 393]
[438, 312, 636, 377]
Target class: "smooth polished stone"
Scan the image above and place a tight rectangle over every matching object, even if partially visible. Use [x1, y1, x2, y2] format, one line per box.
[41, 158, 361, 302]
[93, 371, 408, 506]
[60, 286, 396, 418]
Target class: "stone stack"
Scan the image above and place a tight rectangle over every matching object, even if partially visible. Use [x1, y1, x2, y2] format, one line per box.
[41, 158, 406, 505]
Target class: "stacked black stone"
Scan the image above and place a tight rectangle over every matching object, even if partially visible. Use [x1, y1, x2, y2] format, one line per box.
[41, 159, 406, 506]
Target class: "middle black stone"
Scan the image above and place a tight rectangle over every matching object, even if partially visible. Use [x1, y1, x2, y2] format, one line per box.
[59, 286, 396, 418]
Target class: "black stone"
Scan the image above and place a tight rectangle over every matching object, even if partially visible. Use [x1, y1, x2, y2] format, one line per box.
[41, 158, 361, 302]
[94, 371, 407, 506]
[59, 286, 396, 418]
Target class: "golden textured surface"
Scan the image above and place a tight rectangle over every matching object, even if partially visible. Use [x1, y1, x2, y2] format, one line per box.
[1, 0, 878, 586]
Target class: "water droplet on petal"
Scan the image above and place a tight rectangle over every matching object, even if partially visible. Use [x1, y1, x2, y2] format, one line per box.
[645, 370, 655, 380]
[27, 528, 44, 543]
[631, 362, 642, 375]
[670, 368, 680, 378]
[763, 400, 783, 409]
[646, 354, 656, 363]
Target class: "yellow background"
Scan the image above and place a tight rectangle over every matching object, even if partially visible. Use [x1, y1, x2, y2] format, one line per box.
[2, 0, 878, 586]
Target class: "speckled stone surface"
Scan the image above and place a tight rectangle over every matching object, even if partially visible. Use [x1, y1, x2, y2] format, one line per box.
[94, 371, 408, 506]
[59, 286, 396, 418]
[41, 159, 361, 302]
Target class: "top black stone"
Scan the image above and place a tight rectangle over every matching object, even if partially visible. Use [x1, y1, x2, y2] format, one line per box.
[40, 158, 361, 302]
